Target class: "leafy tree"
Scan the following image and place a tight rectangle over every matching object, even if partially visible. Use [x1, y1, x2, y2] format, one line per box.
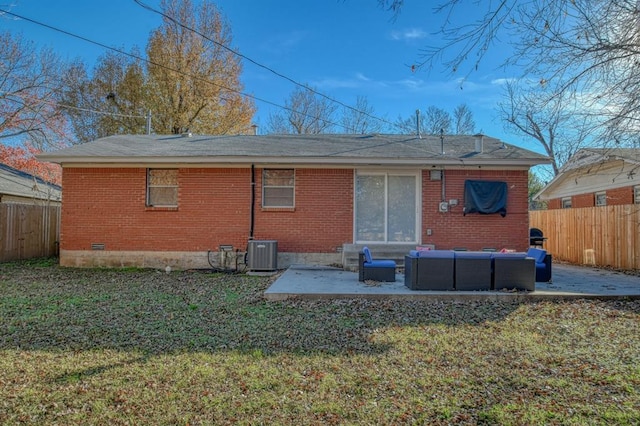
[0, 32, 69, 150]
[62, 53, 148, 143]
[62, 0, 255, 140]
[266, 86, 338, 134]
[146, 0, 254, 134]
[528, 170, 547, 210]
[0, 143, 61, 185]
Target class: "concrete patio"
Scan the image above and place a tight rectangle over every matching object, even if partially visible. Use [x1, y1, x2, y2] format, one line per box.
[264, 263, 640, 301]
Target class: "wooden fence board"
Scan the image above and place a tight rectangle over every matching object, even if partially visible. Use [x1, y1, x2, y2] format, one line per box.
[530, 205, 640, 270]
[0, 204, 60, 262]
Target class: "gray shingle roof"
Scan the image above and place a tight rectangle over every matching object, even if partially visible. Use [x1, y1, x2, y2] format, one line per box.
[0, 163, 62, 202]
[39, 133, 550, 167]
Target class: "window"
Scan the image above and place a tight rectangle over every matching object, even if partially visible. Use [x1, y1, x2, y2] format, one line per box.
[561, 197, 572, 209]
[146, 169, 178, 207]
[355, 172, 418, 243]
[263, 169, 294, 207]
[595, 192, 607, 207]
[635, 186, 640, 204]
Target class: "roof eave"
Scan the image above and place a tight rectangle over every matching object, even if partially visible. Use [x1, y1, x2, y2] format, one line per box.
[40, 155, 549, 168]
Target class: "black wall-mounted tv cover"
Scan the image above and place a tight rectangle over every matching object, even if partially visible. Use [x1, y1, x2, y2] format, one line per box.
[463, 180, 507, 217]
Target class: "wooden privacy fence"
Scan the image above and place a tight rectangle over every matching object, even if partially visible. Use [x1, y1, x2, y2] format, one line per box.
[0, 204, 60, 262]
[530, 205, 640, 270]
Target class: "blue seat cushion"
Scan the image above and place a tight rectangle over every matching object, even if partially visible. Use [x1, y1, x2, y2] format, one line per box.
[491, 252, 527, 259]
[454, 251, 492, 259]
[365, 259, 396, 268]
[418, 250, 454, 259]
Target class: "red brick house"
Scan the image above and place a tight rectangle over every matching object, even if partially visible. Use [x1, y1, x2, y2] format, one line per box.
[535, 148, 640, 209]
[39, 133, 549, 270]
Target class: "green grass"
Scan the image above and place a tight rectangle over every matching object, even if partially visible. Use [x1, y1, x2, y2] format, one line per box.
[0, 261, 639, 425]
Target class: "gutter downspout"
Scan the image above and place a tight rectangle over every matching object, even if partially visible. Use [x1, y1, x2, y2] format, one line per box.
[250, 164, 255, 240]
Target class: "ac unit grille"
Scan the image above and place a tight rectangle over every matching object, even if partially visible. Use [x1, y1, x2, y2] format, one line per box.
[247, 240, 278, 271]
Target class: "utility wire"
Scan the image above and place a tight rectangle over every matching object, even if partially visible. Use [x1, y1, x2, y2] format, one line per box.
[133, 0, 400, 131]
[0, 8, 355, 133]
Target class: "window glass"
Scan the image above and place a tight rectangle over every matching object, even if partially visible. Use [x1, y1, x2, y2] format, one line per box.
[263, 169, 294, 207]
[634, 186, 640, 204]
[561, 197, 572, 208]
[147, 169, 178, 207]
[595, 192, 606, 207]
[355, 173, 418, 243]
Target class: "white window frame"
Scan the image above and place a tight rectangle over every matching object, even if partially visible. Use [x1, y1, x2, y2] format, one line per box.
[262, 169, 295, 208]
[634, 186, 640, 205]
[354, 170, 421, 244]
[146, 169, 178, 207]
[595, 191, 607, 207]
[561, 197, 572, 209]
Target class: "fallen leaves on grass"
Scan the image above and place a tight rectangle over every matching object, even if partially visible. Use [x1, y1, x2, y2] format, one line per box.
[0, 261, 639, 425]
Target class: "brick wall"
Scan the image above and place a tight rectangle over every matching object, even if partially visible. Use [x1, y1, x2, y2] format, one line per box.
[421, 169, 530, 251]
[61, 167, 353, 254]
[603, 186, 634, 205]
[546, 185, 636, 209]
[61, 166, 530, 258]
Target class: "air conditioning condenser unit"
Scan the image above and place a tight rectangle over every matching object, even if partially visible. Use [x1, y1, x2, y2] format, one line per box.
[247, 240, 278, 271]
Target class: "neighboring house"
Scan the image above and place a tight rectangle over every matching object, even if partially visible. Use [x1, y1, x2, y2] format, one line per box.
[0, 162, 62, 205]
[39, 133, 549, 269]
[535, 148, 640, 209]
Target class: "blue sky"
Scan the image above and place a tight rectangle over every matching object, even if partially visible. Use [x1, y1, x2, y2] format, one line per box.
[1, 1, 538, 152]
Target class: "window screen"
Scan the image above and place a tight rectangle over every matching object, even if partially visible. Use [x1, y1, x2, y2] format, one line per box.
[263, 169, 294, 207]
[147, 169, 178, 207]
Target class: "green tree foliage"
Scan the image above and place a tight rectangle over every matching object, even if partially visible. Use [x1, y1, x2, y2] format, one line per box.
[62, 53, 148, 143]
[63, 0, 254, 141]
[528, 170, 547, 210]
[146, 0, 254, 135]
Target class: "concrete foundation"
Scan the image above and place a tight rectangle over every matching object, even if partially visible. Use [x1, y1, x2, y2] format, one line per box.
[59, 249, 342, 270]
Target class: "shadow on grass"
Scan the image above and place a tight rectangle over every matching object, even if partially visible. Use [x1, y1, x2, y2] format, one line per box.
[1, 262, 637, 358]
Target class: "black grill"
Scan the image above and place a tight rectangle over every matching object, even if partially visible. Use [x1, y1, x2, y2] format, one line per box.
[530, 228, 546, 247]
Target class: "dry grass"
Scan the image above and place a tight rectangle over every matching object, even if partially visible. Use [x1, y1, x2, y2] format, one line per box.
[1, 258, 639, 425]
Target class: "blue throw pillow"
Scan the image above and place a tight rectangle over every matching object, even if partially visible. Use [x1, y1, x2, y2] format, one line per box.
[527, 248, 547, 264]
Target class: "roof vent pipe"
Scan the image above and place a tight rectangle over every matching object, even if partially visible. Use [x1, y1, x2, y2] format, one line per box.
[415, 109, 421, 139]
[474, 133, 484, 153]
[251, 124, 258, 135]
[440, 128, 445, 155]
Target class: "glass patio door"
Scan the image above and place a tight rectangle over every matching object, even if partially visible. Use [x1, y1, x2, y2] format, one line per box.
[355, 172, 418, 243]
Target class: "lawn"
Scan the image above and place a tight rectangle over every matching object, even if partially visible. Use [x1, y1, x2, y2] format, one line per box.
[1, 259, 639, 425]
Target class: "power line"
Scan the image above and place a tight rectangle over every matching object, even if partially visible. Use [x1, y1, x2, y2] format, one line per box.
[132, 0, 400, 131]
[0, 8, 357, 133]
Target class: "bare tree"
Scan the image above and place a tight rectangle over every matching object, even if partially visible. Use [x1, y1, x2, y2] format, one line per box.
[380, 0, 640, 147]
[395, 105, 464, 135]
[452, 104, 475, 134]
[341, 96, 386, 134]
[0, 32, 69, 149]
[266, 86, 338, 134]
[498, 80, 593, 177]
[423, 106, 452, 134]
